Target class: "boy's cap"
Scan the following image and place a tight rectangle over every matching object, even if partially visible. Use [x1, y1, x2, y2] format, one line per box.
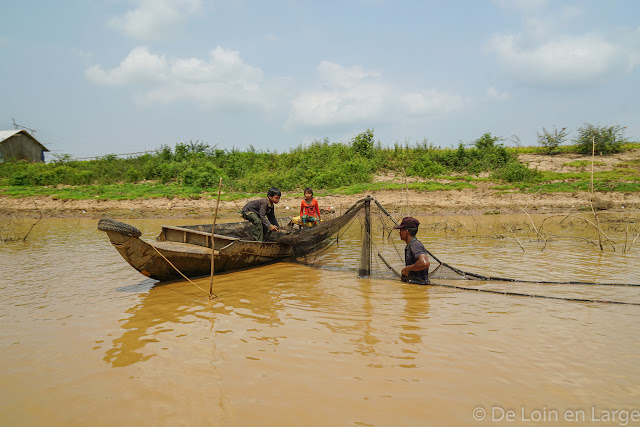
[393, 217, 420, 229]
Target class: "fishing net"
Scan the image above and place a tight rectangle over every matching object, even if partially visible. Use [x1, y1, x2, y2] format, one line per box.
[286, 197, 405, 280]
[274, 197, 371, 258]
[282, 196, 640, 306]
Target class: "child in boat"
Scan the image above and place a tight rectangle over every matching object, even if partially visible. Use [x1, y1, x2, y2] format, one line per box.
[300, 187, 321, 227]
[241, 187, 281, 241]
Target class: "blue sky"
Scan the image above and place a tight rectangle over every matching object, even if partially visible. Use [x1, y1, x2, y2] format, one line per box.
[2, 0, 639, 159]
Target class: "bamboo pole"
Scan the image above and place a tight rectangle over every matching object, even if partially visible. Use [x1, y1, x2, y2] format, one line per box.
[589, 136, 607, 251]
[209, 178, 223, 299]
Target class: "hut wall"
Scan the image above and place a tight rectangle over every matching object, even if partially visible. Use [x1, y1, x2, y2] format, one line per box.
[0, 134, 45, 162]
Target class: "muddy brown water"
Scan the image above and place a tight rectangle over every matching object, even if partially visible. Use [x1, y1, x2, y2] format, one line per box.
[2, 214, 640, 426]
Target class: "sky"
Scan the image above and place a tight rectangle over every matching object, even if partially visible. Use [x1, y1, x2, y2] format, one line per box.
[1, 0, 639, 159]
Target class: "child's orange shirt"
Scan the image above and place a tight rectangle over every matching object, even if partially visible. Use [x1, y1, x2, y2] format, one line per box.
[300, 198, 320, 219]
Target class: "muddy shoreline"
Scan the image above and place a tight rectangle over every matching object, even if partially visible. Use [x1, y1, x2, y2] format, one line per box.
[2, 183, 638, 220]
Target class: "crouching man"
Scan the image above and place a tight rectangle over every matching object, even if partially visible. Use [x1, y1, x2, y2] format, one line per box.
[241, 187, 281, 241]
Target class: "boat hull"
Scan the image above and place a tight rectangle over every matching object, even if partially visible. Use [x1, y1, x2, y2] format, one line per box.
[99, 197, 371, 281]
[105, 230, 293, 281]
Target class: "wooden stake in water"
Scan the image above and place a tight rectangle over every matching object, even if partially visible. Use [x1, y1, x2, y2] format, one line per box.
[358, 198, 372, 278]
[209, 178, 223, 298]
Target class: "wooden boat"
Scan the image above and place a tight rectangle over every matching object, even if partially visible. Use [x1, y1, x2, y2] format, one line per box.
[98, 197, 370, 281]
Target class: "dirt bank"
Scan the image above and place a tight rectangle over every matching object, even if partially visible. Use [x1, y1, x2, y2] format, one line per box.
[2, 182, 638, 220]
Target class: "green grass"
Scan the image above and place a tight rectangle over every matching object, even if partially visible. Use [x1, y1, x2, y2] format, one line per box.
[510, 181, 640, 193]
[616, 159, 640, 169]
[563, 160, 606, 168]
[0, 180, 477, 200]
[510, 142, 640, 155]
[433, 175, 482, 182]
[1, 183, 221, 200]
[325, 181, 476, 196]
[539, 169, 640, 182]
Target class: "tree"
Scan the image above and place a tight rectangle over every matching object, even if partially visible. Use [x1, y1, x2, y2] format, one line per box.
[473, 132, 500, 150]
[351, 129, 375, 158]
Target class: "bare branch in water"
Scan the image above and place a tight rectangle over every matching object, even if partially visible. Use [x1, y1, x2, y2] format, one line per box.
[624, 230, 640, 254]
[501, 223, 525, 252]
[0, 203, 44, 242]
[513, 194, 547, 250]
[22, 202, 43, 242]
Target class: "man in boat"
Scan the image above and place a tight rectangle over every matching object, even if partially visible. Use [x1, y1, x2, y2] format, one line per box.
[394, 216, 430, 284]
[241, 187, 281, 241]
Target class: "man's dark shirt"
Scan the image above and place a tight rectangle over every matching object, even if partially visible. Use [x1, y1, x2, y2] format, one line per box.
[242, 198, 279, 228]
[405, 237, 429, 283]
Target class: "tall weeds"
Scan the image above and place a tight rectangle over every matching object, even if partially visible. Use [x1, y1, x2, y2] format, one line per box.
[0, 132, 539, 193]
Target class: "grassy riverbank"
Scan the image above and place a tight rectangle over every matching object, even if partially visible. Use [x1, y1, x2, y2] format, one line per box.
[2, 131, 539, 194]
[1, 131, 640, 218]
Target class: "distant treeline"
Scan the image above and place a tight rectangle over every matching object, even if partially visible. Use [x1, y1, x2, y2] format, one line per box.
[0, 125, 633, 193]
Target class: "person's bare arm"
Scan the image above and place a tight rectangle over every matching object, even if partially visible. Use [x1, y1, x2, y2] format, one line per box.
[401, 254, 430, 277]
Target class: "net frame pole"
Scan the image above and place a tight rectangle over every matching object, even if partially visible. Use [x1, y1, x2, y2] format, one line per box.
[358, 198, 372, 278]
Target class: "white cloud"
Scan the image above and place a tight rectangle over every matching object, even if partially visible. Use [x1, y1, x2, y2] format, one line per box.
[489, 2, 638, 86]
[86, 46, 269, 110]
[286, 61, 466, 131]
[109, 0, 202, 41]
[286, 61, 387, 129]
[487, 86, 510, 101]
[316, 61, 381, 89]
[488, 32, 634, 85]
[86, 46, 168, 85]
[400, 90, 467, 115]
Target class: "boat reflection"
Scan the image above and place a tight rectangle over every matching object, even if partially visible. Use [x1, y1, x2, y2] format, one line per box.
[103, 263, 361, 367]
[103, 261, 432, 369]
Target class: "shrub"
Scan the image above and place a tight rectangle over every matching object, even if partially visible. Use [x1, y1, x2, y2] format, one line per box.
[573, 123, 627, 155]
[125, 167, 142, 183]
[179, 163, 227, 188]
[51, 153, 73, 164]
[69, 170, 94, 185]
[194, 164, 226, 188]
[156, 163, 179, 183]
[537, 126, 568, 154]
[491, 161, 541, 183]
[9, 172, 30, 186]
[309, 157, 373, 189]
[453, 133, 513, 175]
[406, 155, 447, 177]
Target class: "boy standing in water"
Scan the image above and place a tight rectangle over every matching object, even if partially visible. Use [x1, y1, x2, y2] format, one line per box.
[300, 187, 321, 227]
[241, 187, 281, 241]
